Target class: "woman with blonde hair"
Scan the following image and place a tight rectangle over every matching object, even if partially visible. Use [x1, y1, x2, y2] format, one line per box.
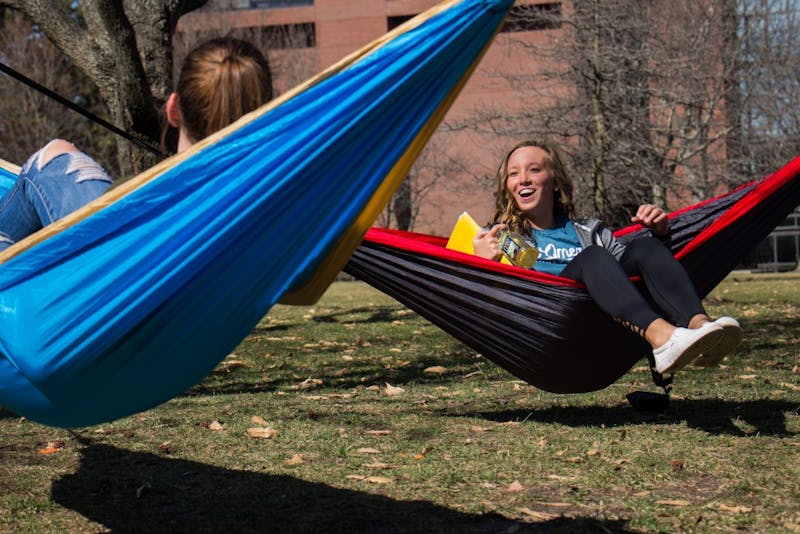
[0, 37, 272, 251]
[474, 139, 742, 374]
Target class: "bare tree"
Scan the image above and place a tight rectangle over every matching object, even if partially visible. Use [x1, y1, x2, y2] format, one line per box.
[458, 0, 764, 226]
[737, 0, 800, 176]
[0, 13, 118, 172]
[377, 131, 475, 231]
[0, 0, 210, 175]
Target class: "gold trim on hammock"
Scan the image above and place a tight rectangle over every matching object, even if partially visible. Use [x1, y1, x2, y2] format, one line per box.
[279, 12, 508, 304]
[0, 158, 21, 176]
[0, 0, 506, 298]
[0, 0, 467, 265]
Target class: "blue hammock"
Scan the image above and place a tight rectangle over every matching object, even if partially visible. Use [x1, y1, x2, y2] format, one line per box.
[0, 0, 513, 427]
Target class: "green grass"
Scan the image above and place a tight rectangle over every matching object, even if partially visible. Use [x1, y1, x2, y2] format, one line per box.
[1, 272, 799, 533]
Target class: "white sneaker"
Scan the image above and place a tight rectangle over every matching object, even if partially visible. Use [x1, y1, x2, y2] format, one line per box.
[653, 322, 724, 374]
[692, 316, 743, 367]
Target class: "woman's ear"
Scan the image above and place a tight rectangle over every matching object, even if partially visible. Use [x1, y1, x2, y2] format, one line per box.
[166, 92, 182, 128]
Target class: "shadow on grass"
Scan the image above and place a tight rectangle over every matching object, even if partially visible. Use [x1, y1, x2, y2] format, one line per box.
[466, 398, 799, 437]
[0, 406, 19, 420]
[185, 347, 477, 398]
[250, 306, 408, 336]
[51, 443, 638, 533]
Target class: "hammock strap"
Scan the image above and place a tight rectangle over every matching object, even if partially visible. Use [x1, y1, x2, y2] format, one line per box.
[0, 61, 164, 156]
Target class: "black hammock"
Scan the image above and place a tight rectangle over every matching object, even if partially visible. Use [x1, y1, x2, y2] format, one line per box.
[344, 156, 800, 393]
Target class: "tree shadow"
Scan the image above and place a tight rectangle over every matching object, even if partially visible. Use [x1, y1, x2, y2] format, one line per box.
[462, 398, 799, 437]
[185, 344, 475, 398]
[251, 306, 408, 336]
[307, 305, 408, 325]
[0, 405, 18, 420]
[50, 443, 638, 533]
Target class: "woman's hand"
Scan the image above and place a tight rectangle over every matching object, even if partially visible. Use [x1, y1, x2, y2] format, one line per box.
[631, 204, 669, 236]
[473, 224, 506, 261]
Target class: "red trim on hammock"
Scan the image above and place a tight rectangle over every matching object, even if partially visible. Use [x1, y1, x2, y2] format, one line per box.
[363, 154, 800, 286]
[612, 176, 762, 239]
[675, 155, 800, 260]
[363, 227, 582, 288]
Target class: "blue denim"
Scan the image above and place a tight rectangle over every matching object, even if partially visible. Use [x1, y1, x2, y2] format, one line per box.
[0, 142, 112, 251]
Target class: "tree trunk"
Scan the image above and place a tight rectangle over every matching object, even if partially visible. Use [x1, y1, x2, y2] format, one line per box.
[0, 0, 208, 176]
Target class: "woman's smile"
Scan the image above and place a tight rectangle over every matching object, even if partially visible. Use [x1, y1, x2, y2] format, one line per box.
[506, 145, 555, 225]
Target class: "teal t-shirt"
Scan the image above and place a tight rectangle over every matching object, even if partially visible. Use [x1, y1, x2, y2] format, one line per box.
[531, 214, 583, 275]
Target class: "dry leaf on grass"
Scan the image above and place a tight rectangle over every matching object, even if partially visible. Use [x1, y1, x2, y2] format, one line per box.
[346, 474, 393, 484]
[357, 447, 382, 454]
[208, 420, 224, 431]
[157, 441, 173, 454]
[246, 427, 279, 439]
[423, 366, 448, 375]
[612, 459, 630, 471]
[364, 476, 393, 484]
[251, 415, 268, 426]
[365, 462, 391, 469]
[516, 507, 558, 521]
[38, 440, 63, 455]
[506, 480, 525, 493]
[384, 383, 405, 396]
[532, 501, 572, 509]
[297, 378, 323, 390]
[284, 454, 305, 466]
[657, 499, 691, 507]
[718, 503, 753, 514]
[499, 421, 522, 428]
[366, 430, 392, 435]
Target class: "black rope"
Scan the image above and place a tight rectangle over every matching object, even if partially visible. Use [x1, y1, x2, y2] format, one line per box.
[0, 61, 164, 156]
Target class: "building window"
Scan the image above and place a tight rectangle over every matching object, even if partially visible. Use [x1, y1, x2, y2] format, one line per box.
[235, 23, 316, 49]
[267, 23, 315, 48]
[387, 15, 416, 31]
[501, 2, 561, 33]
[232, 0, 313, 9]
[388, 4, 561, 34]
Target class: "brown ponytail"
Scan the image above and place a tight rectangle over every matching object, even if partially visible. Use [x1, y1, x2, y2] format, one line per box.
[176, 38, 272, 143]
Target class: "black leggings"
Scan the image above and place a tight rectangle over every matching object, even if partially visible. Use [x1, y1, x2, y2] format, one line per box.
[561, 236, 706, 332]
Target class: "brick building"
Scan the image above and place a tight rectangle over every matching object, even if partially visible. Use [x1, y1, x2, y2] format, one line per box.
[177, 0, 564, 234]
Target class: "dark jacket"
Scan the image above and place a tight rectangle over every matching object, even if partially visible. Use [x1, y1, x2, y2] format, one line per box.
[571, 218, 627, 261]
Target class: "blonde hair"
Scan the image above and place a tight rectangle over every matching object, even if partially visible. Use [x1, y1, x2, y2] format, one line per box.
[176, 38, 272, 143]
[491, 139, 575, 232]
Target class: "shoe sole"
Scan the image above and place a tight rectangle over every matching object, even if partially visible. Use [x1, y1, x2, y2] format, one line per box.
[657, 327, 725, 374]
[692, 323, 743, 367]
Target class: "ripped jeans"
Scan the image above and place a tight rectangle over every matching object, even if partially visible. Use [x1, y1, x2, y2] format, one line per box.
[0, 140, 112, 251]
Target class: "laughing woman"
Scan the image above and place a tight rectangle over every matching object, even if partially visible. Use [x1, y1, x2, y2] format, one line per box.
[473, 139, 742, 374]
